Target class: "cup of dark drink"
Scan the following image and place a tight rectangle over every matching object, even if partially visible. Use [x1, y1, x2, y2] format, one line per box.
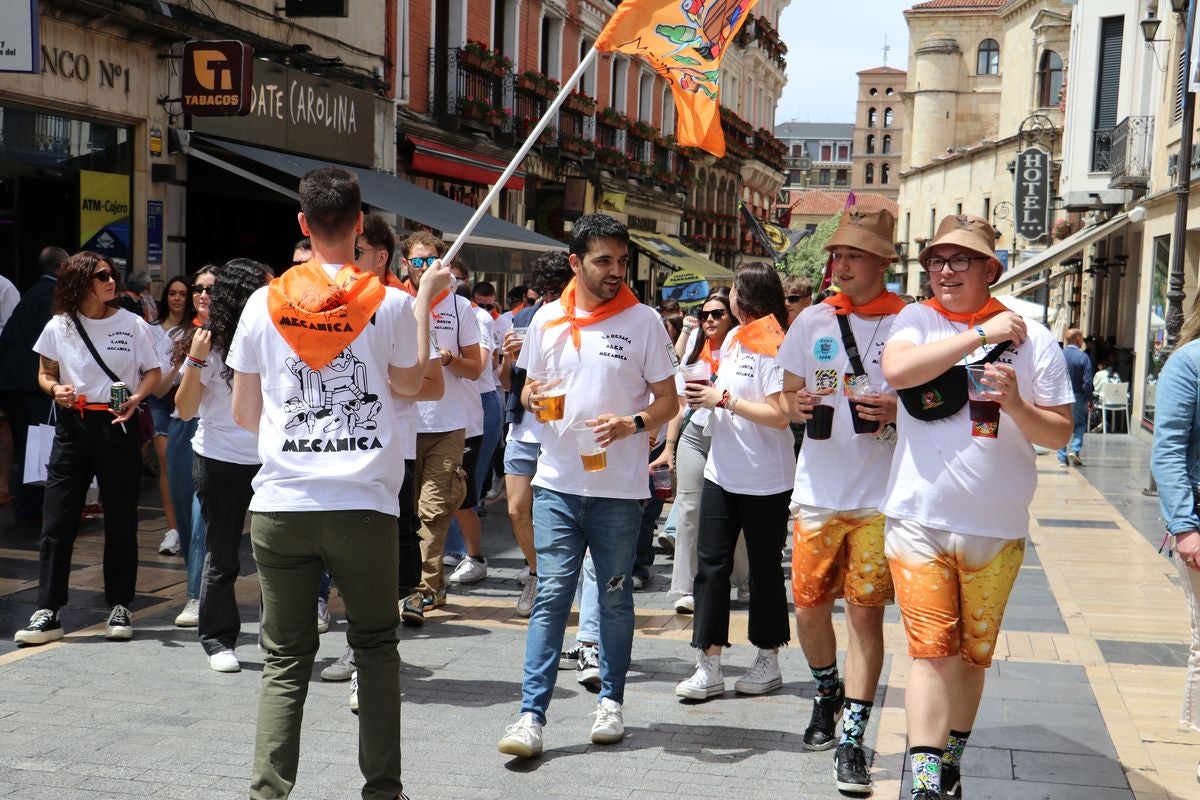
[807, 392, 835, 440]
[680, 361, 711, 387]
[846, 378, 881, 435]
[650, 464, 673, 500]
[966, 365, 1000, 438]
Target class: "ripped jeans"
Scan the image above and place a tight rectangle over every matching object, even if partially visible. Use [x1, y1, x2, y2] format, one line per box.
[520, 487, 641, 723]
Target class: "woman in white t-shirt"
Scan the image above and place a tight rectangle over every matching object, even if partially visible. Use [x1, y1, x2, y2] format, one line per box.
[675, 263, 796, 702]
[175, 259, 271, 673]
[148, 276, 194, 556]
[15, 252, 161, 646]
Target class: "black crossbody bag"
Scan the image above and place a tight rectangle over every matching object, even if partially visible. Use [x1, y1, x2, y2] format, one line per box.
[895, 340, 1012, 421]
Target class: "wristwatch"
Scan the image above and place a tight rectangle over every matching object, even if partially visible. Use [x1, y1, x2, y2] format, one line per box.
[632, 413, 646, 433]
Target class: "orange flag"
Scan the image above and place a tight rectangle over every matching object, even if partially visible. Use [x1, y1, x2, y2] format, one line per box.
[595, 0, 758, 158]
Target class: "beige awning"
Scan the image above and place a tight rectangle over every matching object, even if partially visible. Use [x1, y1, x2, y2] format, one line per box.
[628, 231, 736, 283]
[991, 213, 1129, 296]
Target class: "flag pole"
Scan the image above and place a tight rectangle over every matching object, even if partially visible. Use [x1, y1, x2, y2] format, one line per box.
[442, 47, 601, 265]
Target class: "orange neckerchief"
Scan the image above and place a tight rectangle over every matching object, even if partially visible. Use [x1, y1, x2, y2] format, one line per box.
[399, 279, 451, 318]
[923, 296, 1009, 328]
[543, 278, 640, 349]
[698, 338, 717, 372]
[384, 271, 405, 290]
[822, 291, 906, 317]
[510, 302, 526, 316]
[267, 260, 386, 370]
[733, 315, 786, 357]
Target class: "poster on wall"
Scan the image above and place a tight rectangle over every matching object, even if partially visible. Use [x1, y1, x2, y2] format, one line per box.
[80, 170, 131, 264]
[0, 0, 40, 74]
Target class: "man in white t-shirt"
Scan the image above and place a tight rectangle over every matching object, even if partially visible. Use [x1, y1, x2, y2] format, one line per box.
[229, 167, 447, 799]
[777, 207, 904, 796]
[879, 215, 1073, 800]
[496, 214, 678, 758]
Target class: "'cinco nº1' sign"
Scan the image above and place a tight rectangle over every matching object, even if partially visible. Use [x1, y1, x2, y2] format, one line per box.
[1015, 145, 1051, 242]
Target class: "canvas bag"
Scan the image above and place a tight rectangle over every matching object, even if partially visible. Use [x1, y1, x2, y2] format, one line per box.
[23, 406, 56, 485]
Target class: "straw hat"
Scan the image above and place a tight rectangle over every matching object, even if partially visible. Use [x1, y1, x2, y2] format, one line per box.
[824, 206, 898, 262]
[918, 214, 1003, 283]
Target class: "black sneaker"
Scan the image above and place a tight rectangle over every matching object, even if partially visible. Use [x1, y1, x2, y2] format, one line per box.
[400, 593, 424, 627]
[833, 742, 871, 794]
[912, 792, 940, 800]
[14, 609, 63, 646]
[941, 763, 962, 798]
[559, 642, 583, 669]
[576, 644, 601, 691]
[803, 684, 844, 751]
[105, 605, 133, 640]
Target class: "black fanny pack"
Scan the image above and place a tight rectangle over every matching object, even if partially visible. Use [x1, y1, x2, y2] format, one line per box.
[897, 341, 1011, 421]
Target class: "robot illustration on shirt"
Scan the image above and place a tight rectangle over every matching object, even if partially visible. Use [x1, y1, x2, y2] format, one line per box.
[282, 346, 381, 435]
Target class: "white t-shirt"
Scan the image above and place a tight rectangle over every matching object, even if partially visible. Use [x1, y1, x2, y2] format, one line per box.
[417, 293, 482, 434]
[394, 399, 419, 460]
[879, 304, 1074, 539]
[674, 328, 722, 429]
[0, 274, 19, 333]
[227, 277, 418, 515]
[777, 302, 898, 510]
[702, 330, 794, 495]
[153, 324, 188, 420]
[472, 306, 498, 394]
[517, 299, 678, 499]
[193, 350, 259, 465]
[33, 309, 160, 402]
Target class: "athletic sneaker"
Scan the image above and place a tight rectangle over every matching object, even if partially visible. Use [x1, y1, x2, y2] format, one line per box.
[321, 645, 355, 681]
[516, 575, 538, 617]
[833, 742, 871, 794]
[14, 609, 63, 646]
[735, 584, 750, 603]
[421, 586, 447, 610]
[734, 648, 782, 695]
[349, 671, 359, 714]
[590, 698, 624, 744]
[656, 532, 675, 554]
[497, 712, 543, 758]
[1068, 452, 1083, 466]
[174, 598, 199, 628]
[517, 565, 531, 586]
[911, 792, 940, 800]
[442, 551, 465, 568]
[316, 597, 331, 633]
[673, 594, 694, 614]
[209, 648, 240, 673]
[803, 685, 845, 751]
[559, 642, 583, 669]
[158, 528, 180, 555]
[105, 605, 133, 640]
[400, 594, 424, 626]
[577, 644, 601, 690]
[675, 652, 724, 700]
[631, 574, 645, 590]
[449, 555, 488, 585]
[941, 763, 963, 798]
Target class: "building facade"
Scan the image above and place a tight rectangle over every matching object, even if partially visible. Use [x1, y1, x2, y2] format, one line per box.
[851, 66, 906, 201]
[774, 121, 855, 203]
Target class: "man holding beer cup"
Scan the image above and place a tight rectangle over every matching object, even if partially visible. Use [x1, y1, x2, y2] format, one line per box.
[497, 214, 678, 758]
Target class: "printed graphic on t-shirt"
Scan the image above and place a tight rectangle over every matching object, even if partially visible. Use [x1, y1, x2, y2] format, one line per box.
[813, 369, 839, 392]
[813, 336, 839, 362]
[280, 345, 383, 453]
[103, 327, 137, 354]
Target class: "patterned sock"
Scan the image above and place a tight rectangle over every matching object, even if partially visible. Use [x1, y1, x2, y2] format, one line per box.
[942, 729, 971, 768]
[910, 747, 943, 796]
[810, 662, 841, 698]
[838, 698, 874, 746]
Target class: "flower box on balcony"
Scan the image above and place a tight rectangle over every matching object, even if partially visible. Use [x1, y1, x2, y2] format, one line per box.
[596, 146, 624, 167]
[565, 92, 597, 115]
[560, 135, 595, 157]
[517, 71, 545, 96]
[600, 107, 629, 130]
[631, 121, 659, 141]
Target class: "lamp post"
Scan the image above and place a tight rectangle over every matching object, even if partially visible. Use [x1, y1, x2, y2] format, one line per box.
[1164, 0, 1197, 358]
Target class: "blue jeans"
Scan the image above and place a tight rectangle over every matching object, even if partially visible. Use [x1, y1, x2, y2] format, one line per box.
[445, 392, 503, 555]
[521, 487, 641, 722]
[576, 553, 599, 644]
[167, 417, 207, 599]
[1058, 394, 1088, 462]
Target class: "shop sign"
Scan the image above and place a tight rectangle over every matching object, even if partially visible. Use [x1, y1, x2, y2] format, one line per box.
[80, 170, 130, 259]
[183, 41, 253, 116]
[0, 0, 39, 74]
[1014, 145, 1051, 242]
[285, 0, 349, 16]
[192, 60, 377, 166]
[147, 200, 164, 265]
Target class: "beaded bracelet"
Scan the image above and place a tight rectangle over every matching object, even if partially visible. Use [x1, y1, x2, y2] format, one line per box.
[184, 355, 207, 370]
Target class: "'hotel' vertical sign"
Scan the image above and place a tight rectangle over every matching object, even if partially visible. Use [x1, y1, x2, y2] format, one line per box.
[1015, 146, 1051, 242]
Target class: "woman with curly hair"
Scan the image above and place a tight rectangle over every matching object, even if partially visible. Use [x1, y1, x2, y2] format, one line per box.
[148, 275, 194, 555]
[15, 252, 161, 645]
[175, 259, 272, 672]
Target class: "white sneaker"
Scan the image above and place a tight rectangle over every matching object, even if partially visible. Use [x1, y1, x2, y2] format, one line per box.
[735, 584, 750, 603]
[209, 648, 240, 673]
[442, 551, 465, 568]
[516, 575, 537, 617]
[734, 648, 783, 695]
[316, 597, 331, 634]
[497, 712, 543, 758]
[517, 565, 531, 586]
[656, 532, 675, 553]
[321, 645, 355, 681]
[158, 528, 180, 555]
[174, 598, 199, 628]
[632, 574, 645, 590]
[449, 555, 488, 585]
[676, 652, 724, 700]
[674, 594, 694, 614]
[349, 671, 359, 714]
[590, 697, 624, 744]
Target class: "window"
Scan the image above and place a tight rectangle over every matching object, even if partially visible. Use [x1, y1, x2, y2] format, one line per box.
[866, 135, 876, 154]
[929, 208, 936, 237]
[956, 202, 963, 215]
[881, 163, 890, 184]
[886, 87, 894, 96]
[661, 86, 674, 135]
[882, 134, 892, 154]
[869, 87, 877, 96]
[883, 108, 894, 128]
[868, 107, 877, 127]
[837, 144, 849, 160]
[1092, 16, 1124, 171]
[836, 169, 848, 186]
[1038, 50, 1063, 107]
[821, 144, 832, 160]
[579, 36, 595, 95]
[819, 169, 831, 185]
[983, 196, 991, 220]
[977, 38, 1000, 75]
[1177, 45, 1188, 124]
[539, 15, 563, 79]
[638, 70, 654, 121]
[791, 143, 805, 156]
[493, 0, 519, 69]
[865, 163, 874, 184]
[611, 56, 628, 111]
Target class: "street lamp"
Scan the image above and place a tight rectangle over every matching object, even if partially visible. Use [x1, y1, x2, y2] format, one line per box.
[1172, 0, 1190, 18]
[1141, 17, 1163, 44]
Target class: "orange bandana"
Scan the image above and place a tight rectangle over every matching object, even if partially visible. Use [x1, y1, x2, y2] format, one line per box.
[267, 260, 386, 370]
[822, 291, 906, 317]
[543, 278, 640, 349]
[923, 296, 1009, 328]
[398, 279, 451, 318]
[698, 338, 717, 371]
[733, 315, 786, 357]
[510, 302, 526, 315]
[384, 271, 405, 290]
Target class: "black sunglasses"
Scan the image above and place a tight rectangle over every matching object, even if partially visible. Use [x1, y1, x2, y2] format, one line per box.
[543, 285, 565, 298]
[92, 269, 115, 283]
[698, 308, 726, 321]
[785, 294, 806, 304]
[478, 302, 496, 311]
[191, 285, 213, 295]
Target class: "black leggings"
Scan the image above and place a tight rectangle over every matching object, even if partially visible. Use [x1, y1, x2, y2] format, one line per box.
[691, 480, 791, 651]
[194, 453, 259, 655]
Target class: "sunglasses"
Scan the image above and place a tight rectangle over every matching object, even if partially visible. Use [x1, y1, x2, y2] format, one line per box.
[698, 308, 727, 322]
[407, 256, 437, 269]
[785, 294, 806, 304]
[477, 302, 496, 311]
[543, 285, 565, 299]
[92, 270, 115, 284]
[191, 285, 213, 295]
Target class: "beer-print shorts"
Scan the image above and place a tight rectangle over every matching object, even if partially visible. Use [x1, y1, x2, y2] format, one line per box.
[884, 518, 1025, 668]
[792, 505, 894, 609]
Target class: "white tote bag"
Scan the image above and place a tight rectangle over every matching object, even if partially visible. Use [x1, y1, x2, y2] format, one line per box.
[22, 407, 56, 486]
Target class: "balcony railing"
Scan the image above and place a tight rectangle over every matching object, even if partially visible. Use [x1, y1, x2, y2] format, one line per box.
[1091, 127, 1113, 173]
[1109, 116, 1154, 189]
[428, 47, 512, 132]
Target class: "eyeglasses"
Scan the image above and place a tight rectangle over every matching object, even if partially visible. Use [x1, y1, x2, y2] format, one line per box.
[923, 255, 990, 273]
[92, 270, 115, 284]
[698, 308, 727, 322]
[191, 285, 213, 295]
[784, 294, 806, 304]
[406, 256, 437, 269]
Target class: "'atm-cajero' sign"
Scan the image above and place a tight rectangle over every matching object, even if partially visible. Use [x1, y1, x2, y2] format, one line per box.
[182, 41, 253, 116]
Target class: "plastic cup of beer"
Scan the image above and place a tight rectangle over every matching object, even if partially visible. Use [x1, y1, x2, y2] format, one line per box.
[531, 370, 567, 423]
[570, 420, 607, 472]
[966, 365, 1001, 438]
[511, 326, 528, 343]
[806, 392, 835, 440]
[650, 463, 673, 500]
[846, 378, 881, 435]
[680, 360, 712, 387]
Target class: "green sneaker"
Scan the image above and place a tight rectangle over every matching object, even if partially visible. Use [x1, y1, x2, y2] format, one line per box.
[400, 593, 424, 626]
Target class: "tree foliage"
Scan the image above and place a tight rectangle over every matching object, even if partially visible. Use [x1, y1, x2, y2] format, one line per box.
[781, 213, 840, 284]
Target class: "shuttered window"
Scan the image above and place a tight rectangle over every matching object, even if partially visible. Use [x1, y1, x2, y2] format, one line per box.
[1176, 46, 1187, 125]
[1093, 16, 1124, 131]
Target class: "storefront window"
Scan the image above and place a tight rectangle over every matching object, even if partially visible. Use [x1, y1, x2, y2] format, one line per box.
[1144, 235, 1170, 425]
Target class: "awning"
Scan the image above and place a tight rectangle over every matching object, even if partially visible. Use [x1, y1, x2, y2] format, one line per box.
[628, 231, 736, 283]
[991, 213, 1129, 296]
[407, 135, 525, 191]
[185, 134, 559, 258]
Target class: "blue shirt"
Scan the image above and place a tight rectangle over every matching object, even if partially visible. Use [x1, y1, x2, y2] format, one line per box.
[1152, 340, 1200, 535]
[1063, 344, 1093, 402]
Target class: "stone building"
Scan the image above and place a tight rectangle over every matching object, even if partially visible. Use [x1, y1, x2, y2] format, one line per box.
[851, 66, 906, 201]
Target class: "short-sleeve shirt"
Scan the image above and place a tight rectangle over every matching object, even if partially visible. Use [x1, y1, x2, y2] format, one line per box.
[517, 300, 677, 499]
[879, 304, 1074, 539]
[192, 350, 259, 465]
[33, 309, 160, 403]
[227, 277, 418, 516]
[777, 302, 898, 510]
[417, 293, 482, 434]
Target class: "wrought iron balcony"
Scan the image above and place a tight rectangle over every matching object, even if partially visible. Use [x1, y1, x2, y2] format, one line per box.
[1108, 116, 1154, 190]
[428, 47, 511, 132]
[1091, 127, 1113, 173]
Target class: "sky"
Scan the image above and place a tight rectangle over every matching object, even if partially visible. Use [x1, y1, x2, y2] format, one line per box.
[774, 0, 916, 124]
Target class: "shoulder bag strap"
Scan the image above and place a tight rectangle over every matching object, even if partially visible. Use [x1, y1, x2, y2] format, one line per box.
[70, 315, 121, 384]
[979, 340, 1012, 364]
[835, 313, 867, 377]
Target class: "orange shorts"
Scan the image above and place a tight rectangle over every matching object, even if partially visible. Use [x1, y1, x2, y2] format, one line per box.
[791, 506, 894, 609]
[884, 518, 1025, 668]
